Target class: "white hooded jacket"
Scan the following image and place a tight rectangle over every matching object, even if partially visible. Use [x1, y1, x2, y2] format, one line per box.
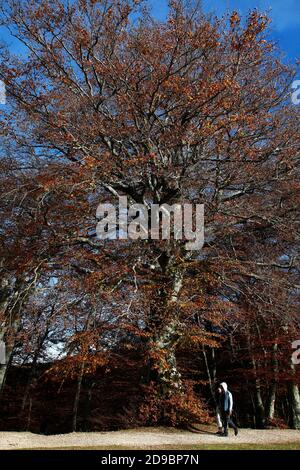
[220, 382, 233, 413]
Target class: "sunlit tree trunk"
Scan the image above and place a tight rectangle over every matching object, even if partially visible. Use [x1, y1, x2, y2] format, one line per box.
[287, 363, 300, 430]
[0, 339, 15, 393]
[266, 343, 278, 423]
[148, 266, 184, 396]
[0, 276, 12, 391]
[1, 274, 39, 392]
[266, 381, 277, 423]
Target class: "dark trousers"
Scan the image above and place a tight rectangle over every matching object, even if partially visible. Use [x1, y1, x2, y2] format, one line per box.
[221, 412, 238, 435]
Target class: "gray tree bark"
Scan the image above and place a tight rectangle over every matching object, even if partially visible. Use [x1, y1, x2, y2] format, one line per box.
[149, 268, 184, 396]
[265, 343, 278, 423]
[0, 277, 26, 392]
[0, 269, 41, 393]
[287, 363, 300, 429]
[247, 329, 265, 428]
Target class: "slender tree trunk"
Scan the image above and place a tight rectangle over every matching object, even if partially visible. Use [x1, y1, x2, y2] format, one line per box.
[202, 345, 220, 428]
[210, 348, 217, 385]
[72, 359, 85, 432]
[283, 396, 290, 425]
[83, 380, 95, 431]
[265, 343, 278, 424]
[287, 363, 300, 429]
[229, 334, 237, 363]
[247, 328, 265, 428]
[71, 310, 95, 432]
[21, 336, 46, 412]
[253, 374, 265, 428]
[266, 381, 277, 423]
[249, 390, 256, 428]
[0, 276, 12, 392]
[26, 398, 32, 432]
[202, 345, 215, 402]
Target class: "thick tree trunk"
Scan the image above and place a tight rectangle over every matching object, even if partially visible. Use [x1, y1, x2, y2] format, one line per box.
[0, 317, 20, 393]
[0, 342, 14, 393]
[0, 315, 23, 393]
[287, 363, 300, 429]
[287, 382, 300, 429]
[150, 317, 183, 395]
[0, 274, 38, 392]
[148, 268, 184, 397]
[266, 381, 277, 423]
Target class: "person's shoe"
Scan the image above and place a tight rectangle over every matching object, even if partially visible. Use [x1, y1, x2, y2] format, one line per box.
[216, 431, 223, 435]
[221, 432, 228, 437]
[234, 428, 239, 436]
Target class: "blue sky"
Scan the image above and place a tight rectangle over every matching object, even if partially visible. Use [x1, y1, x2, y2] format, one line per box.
[0, 1, 299, 61]
[149, 0, 300, 61]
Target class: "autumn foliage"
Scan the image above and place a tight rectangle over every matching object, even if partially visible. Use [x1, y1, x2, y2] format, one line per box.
[0, 0, 299, 432]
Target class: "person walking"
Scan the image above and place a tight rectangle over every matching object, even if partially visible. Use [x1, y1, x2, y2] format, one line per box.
[216, 382, 239, 437]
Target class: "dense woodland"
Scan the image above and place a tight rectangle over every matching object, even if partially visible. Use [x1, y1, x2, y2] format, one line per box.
[0, 0, 300, 433]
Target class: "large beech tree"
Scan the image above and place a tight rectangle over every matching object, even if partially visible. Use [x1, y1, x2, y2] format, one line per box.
[0, 0, 300, 426]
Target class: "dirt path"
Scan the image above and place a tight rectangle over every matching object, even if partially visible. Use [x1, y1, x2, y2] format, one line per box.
[0, 426, 300, 450]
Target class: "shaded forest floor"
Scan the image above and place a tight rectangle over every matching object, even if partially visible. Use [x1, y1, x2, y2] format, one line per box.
[0, 425, 300, 450]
